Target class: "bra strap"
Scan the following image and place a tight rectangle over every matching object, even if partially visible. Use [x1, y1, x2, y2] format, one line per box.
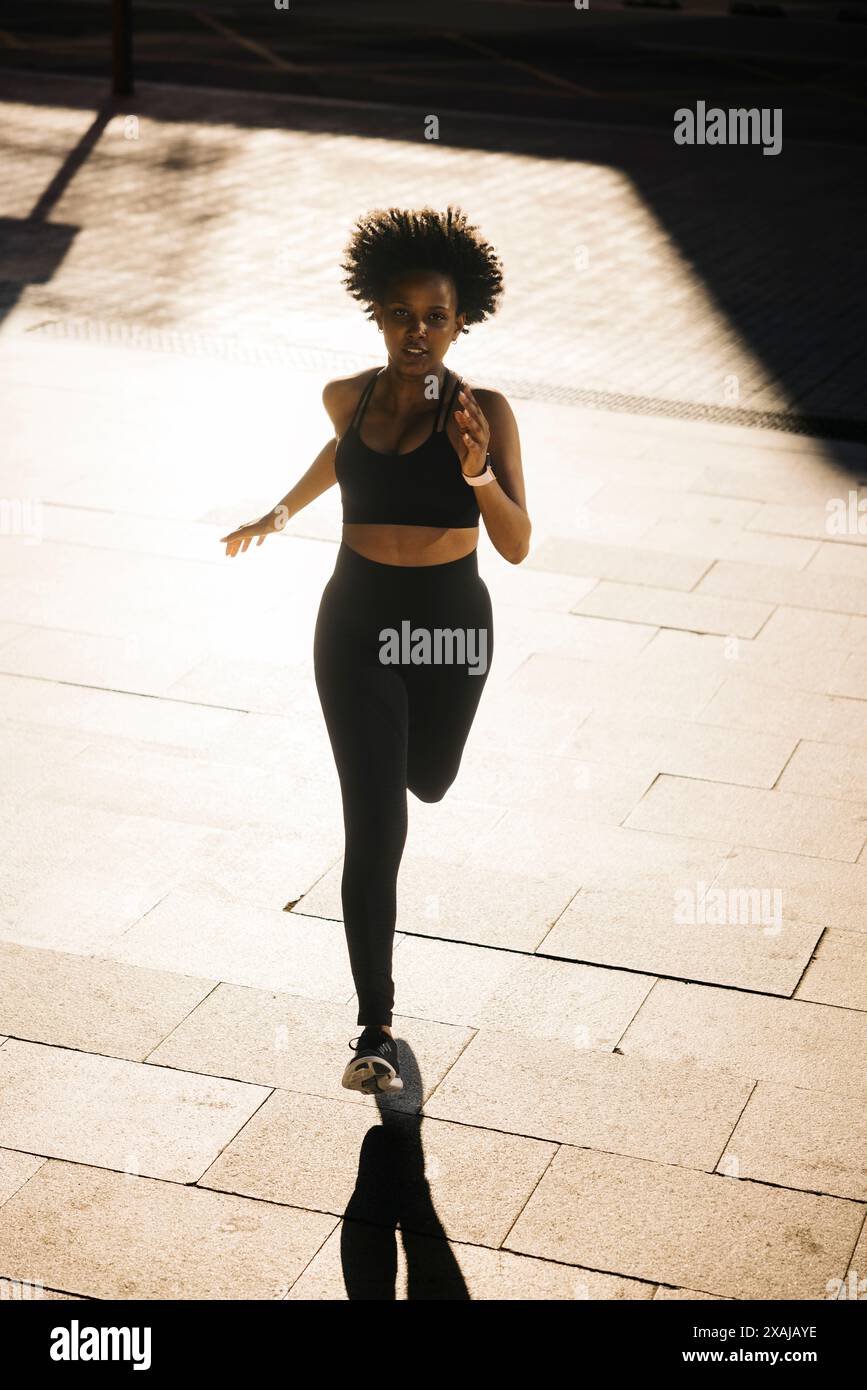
[436, 369, 462, 431]
[351, 368, 384, 430]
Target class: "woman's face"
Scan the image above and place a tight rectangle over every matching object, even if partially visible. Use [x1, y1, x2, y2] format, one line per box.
[373, 270, 465, 375]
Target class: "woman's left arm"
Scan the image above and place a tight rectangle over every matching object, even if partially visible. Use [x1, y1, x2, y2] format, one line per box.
[455, 385, 531, 565]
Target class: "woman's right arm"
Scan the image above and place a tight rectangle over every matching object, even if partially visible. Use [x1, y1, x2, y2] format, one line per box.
[221, 379, 350, 556]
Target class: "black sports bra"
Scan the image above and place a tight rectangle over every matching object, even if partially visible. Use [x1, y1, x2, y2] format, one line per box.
[334, 366, 481, 528]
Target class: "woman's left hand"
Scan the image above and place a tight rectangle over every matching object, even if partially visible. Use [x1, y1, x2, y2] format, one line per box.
[454, 386, 491, 477]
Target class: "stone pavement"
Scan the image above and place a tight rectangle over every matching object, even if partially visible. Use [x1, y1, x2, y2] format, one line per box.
[0, 76, 866, 1302]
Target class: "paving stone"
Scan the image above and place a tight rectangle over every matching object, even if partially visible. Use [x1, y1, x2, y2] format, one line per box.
[635, 625, 853, 697]
[0, 1039, 269, 1182]
[467, 816, 731, 892]
[567, 710, 796, 788]
[504, 1146, 862, 1300]
[807, 541, 867, 580]
[390, 937, 654, 1044]
[101, 890, 357, 1001]
[199, 1088, 556, 1247]
[175, 824, 342, 912]
[653, 1286, 730, 1300]
[0, 868, 172, 956]
[528, 536, 710, 591]
[542, 890, 821, 995]
[637, 519, 818, 569]
[424, 1030, 750, 1170]
[844, 1223, 867, 1300]
[794, 930, 867, 1012]
[626, 774, 867, 861]
[0, 942, 214, 1059]
[747, 502, 867, 545]
[25, 740, 344, 834]
[698, 676, 867, 747]
[620, 979, 867, 1098]
[482, 606, 657, 676]
[147, 985, 470, 1111]
[449, 745, 656, 824]
[504, 651, 724, 722]
[297, 853, 578, 952]
[0, 673, 241, 748]
[779, 740, 867, 805]
[711, 845, 867, 934]
[826, 650, 867, 700]
[572, 582, 773, 638]
[0, 624, 210, 698]
[585, 483, 760, 529]
[0, 1146, 46, 1206]
[285, 1220, 654, 1301]
[754, 606, 867, 651]
[697, 561, 867, 617]
[0, 1159, 335, 1300]
[720, 1082, 867, 1201]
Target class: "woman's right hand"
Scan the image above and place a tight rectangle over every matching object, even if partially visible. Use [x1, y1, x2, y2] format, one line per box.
[220, 507, 288, 557]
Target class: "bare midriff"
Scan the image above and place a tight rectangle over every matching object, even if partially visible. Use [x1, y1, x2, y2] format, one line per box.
[341, 523, 479, 566]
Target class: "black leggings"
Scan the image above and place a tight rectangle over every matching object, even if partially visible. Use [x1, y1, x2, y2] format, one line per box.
[313, 541, 494, 1026]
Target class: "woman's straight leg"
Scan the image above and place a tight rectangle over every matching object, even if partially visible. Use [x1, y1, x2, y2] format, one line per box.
[313, 571, 409, 1028]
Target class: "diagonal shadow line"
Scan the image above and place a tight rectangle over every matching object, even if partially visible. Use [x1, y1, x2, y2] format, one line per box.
[28, 102, 112, 223]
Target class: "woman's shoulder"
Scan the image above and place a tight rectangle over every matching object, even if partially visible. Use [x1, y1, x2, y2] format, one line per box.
[322, 367, 380, 437]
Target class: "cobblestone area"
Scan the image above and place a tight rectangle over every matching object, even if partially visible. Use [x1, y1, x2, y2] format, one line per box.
[1, 71, 864, 423]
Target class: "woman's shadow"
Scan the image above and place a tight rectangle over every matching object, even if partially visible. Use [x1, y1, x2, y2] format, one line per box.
[340, 1038, 470, 1300]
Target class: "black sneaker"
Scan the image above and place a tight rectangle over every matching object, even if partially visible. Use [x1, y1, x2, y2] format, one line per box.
[341, 1026, 403, 1094]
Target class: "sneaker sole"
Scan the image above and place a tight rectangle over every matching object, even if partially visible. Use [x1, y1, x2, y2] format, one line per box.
[341, 1056, 403, 1094]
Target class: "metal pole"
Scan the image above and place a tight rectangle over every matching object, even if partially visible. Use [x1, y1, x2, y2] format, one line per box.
[112, 0, 134, 96]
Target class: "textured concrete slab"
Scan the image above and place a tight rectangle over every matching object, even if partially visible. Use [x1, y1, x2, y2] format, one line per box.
[102, 891, 357, 1001]
[528, 536, 711, 591]
[794, 930, 867, 1011]
[450, 745, 656, 825]
[697, 560, 867, 617]
[147, 985, 472, 1111]
[567, 711, 796, 789]
[286, 1220, 655, 1301]
[423, 1030, 751, 1169]
[638, 518, 818, 569]
[0, 1146, 46, 1205]
[466, 816, 731, 891]
[712, 845, 867, 934]
[390, 937, 653, 1046]
[175, 824, 342, 912]
[635, 626, 855, 697]
[698, 676, 867, 747]
[0, 942, 214, 1059]
[199, 1088, 556, 1247]
[0, 672, 242, 747]
[572, 582, 773, 638]
[626, 775, 867, 861]
[504, 651, 725, 721]
[0, 1160, 335, 1300]
[541, 890, 821, 995]
[620, 980, 867, 1098]
[720, 1082, 867, 1201]
[780, 740, 867, 804]
[297, 852, 578, 952]
[755, 606, 867, 651]
[504, 1147, 862, 1300]
[0, 1039, 269, 1182]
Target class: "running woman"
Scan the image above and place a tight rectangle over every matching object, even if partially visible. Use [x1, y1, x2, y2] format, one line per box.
[221, 206, 531, 1095]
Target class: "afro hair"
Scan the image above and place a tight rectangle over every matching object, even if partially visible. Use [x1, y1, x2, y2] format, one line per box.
[340, 205, 504, 333]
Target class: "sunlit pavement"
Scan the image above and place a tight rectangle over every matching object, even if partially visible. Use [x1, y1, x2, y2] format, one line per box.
[0, 72, 866, 1301]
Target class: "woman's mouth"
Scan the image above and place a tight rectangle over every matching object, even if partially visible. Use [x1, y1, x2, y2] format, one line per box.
[402, 345, 428, 359]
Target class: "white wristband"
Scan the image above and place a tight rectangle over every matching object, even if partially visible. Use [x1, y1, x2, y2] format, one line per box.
[463, 455, 497, 487]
